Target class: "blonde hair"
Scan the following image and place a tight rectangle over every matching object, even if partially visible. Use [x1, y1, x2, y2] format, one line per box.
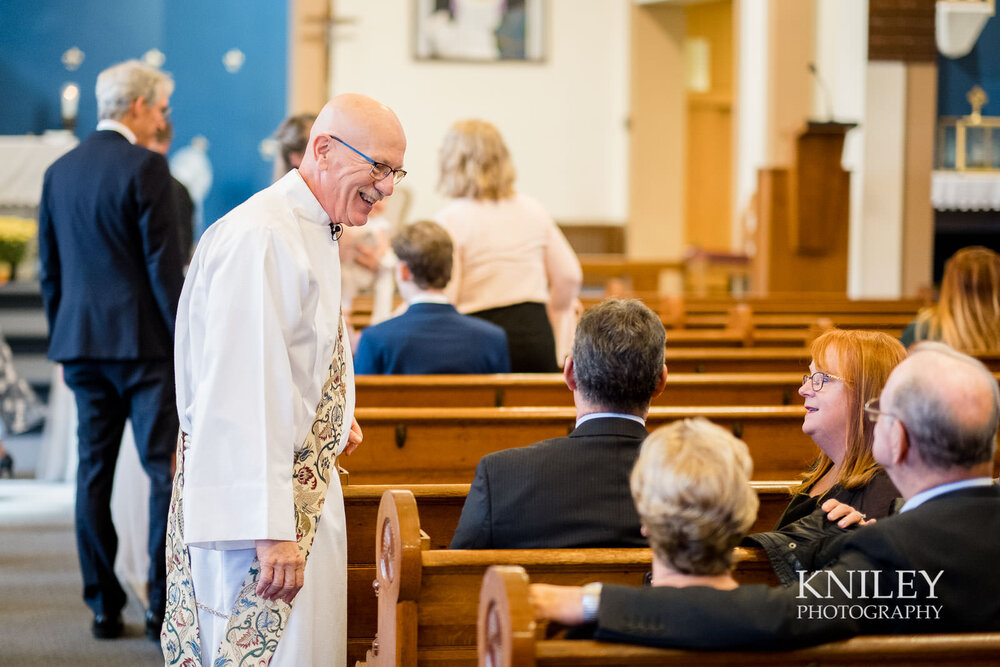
[630, 418, 759, 576]
[437, 119, 516, 200]
[914, 246, 1000, 352]
[797, 329, 906, 495]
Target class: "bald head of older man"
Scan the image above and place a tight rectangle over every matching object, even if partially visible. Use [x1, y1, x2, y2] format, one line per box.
[872, 341, 999, 499]
[298, 94, 406, 229]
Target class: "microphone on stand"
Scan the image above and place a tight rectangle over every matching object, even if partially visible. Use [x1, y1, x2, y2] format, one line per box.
[808, 62, 834, 123]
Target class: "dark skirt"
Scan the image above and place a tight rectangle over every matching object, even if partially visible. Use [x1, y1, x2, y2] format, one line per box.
[469, 302, 560, 373]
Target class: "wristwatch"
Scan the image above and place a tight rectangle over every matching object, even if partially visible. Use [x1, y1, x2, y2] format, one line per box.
[581, 582, 603, 623]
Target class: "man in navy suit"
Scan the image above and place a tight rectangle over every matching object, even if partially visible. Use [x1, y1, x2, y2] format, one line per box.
[449, 298, 668, 548]
[354, 220, 510, 374]
[531, 342, 1000, 644]
[39, 60, 184, 641]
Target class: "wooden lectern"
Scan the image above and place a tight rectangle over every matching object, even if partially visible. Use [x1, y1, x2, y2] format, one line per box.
[754, 121, 856, 295]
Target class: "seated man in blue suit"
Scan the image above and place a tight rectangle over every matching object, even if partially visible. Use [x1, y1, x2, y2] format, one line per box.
[450, 298, 668, 549]
[354, 220, 510, 374]
[531, 341, 1000, 645]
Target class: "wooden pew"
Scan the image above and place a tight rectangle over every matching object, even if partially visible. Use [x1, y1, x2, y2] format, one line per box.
[660, 347, 1000, 374]
[480, 565, 1000, 666]
[343, 481, 796, 665]
[345, 483, 468, 665]
[344, 406, 813, 484]
[357, 369, 1000, 410]
[343, 480, 794, 665]
[357, 372, 806, 408]
[349, 293, 922, 336]
[657, 347, 813, 373]
[355, 489, 779, 667]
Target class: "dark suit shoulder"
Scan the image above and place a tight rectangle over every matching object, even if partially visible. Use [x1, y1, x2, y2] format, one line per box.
[479, 434, 577, 467]
[478, 421, 647, 479]
[48, 131, 167, 180]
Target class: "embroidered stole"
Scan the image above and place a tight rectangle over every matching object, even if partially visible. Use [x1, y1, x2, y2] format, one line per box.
[162, 318, 348, 666]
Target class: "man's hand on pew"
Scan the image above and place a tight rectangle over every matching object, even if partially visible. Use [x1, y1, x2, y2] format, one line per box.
[255, 539, 306, 603]
[530, 584, 585, 625]
[344, 417, 363, 456]
[821, 498, 876, 528]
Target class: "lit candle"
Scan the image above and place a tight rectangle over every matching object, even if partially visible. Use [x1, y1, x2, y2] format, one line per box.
[60, 82, 80, 122]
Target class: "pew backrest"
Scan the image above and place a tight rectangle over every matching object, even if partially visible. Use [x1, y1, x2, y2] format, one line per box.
[361, 490, 777, 667]
[480, 565, 1000, 667]
[343, 405, 813, 484]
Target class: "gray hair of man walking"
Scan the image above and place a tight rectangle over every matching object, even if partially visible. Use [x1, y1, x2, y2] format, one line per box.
[96, 59, 174, 121]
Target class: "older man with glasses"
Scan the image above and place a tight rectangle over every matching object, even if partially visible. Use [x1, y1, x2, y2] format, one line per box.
[165, 94, 405, 666]
[532, 341, 1000, 648]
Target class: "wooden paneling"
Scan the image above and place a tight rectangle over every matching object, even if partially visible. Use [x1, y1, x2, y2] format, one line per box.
[868, 0, 936, 62]
[557, 224, 625, 255]
[901, 62, 938, 296]
[629, 3, 686, 262]
[684, 0, 734, 252]
[289, 0, 330, 113]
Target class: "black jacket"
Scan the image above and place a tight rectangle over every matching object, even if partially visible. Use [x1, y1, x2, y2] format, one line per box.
[594, 485, 1000, 649]
[450, 417, 648, 549]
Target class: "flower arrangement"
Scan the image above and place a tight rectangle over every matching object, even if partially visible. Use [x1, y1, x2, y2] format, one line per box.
[0, 217, 38, 279]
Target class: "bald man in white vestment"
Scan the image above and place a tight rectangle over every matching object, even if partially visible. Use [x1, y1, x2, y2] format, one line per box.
[169, 94, 406, 665]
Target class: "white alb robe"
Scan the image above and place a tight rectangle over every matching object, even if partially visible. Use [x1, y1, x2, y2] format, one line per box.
[174, 170, 354, 666]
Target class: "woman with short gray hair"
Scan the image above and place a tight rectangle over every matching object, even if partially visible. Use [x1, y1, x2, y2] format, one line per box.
[631, 418, 758, 588]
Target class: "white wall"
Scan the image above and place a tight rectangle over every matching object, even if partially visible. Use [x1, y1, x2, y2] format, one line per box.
[857, 61, 907, 298]
[329, 0, 630, 223]
[734, 0, 769, 252]
[812, 0, 878, 297]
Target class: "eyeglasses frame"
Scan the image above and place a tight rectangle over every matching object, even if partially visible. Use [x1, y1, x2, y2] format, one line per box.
[863, 397, 902, 425]
[802, 371, 844, 392]
[326, 134, 406, 185]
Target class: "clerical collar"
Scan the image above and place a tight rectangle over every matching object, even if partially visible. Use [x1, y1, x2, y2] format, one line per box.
[96, 119, 137, 145]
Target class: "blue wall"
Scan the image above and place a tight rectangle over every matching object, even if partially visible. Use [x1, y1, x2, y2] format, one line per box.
[0, 0, 287, 230]
[938, 15, 1000, 117]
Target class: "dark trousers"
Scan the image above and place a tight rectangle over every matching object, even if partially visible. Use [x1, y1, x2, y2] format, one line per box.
[470, 302, 560, 372]
[63, 359, 178, 618]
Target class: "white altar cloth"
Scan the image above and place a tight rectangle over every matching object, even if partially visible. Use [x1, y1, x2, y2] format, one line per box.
[0, 132, 78, 208]
[932, 170, 1000, 212]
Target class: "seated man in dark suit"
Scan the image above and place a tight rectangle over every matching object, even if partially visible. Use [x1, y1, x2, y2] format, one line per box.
[353, 220, 510, 374]
[531, 341, 1000, 645]
[450, 298, 668, 548]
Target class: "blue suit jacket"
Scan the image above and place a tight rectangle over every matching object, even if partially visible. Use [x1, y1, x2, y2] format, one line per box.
[39, 130, 184, 362]
[354, 302, 510, 374]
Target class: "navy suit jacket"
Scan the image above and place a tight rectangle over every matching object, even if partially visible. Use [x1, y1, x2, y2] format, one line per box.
[450, 417, 649, 549]
[354, 302, 510, 374]
[39, 130, 184, 362]
[595, 484, 1000, 648]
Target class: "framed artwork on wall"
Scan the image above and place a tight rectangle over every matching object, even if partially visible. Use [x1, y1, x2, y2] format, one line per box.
[413, 0, 546, 62]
